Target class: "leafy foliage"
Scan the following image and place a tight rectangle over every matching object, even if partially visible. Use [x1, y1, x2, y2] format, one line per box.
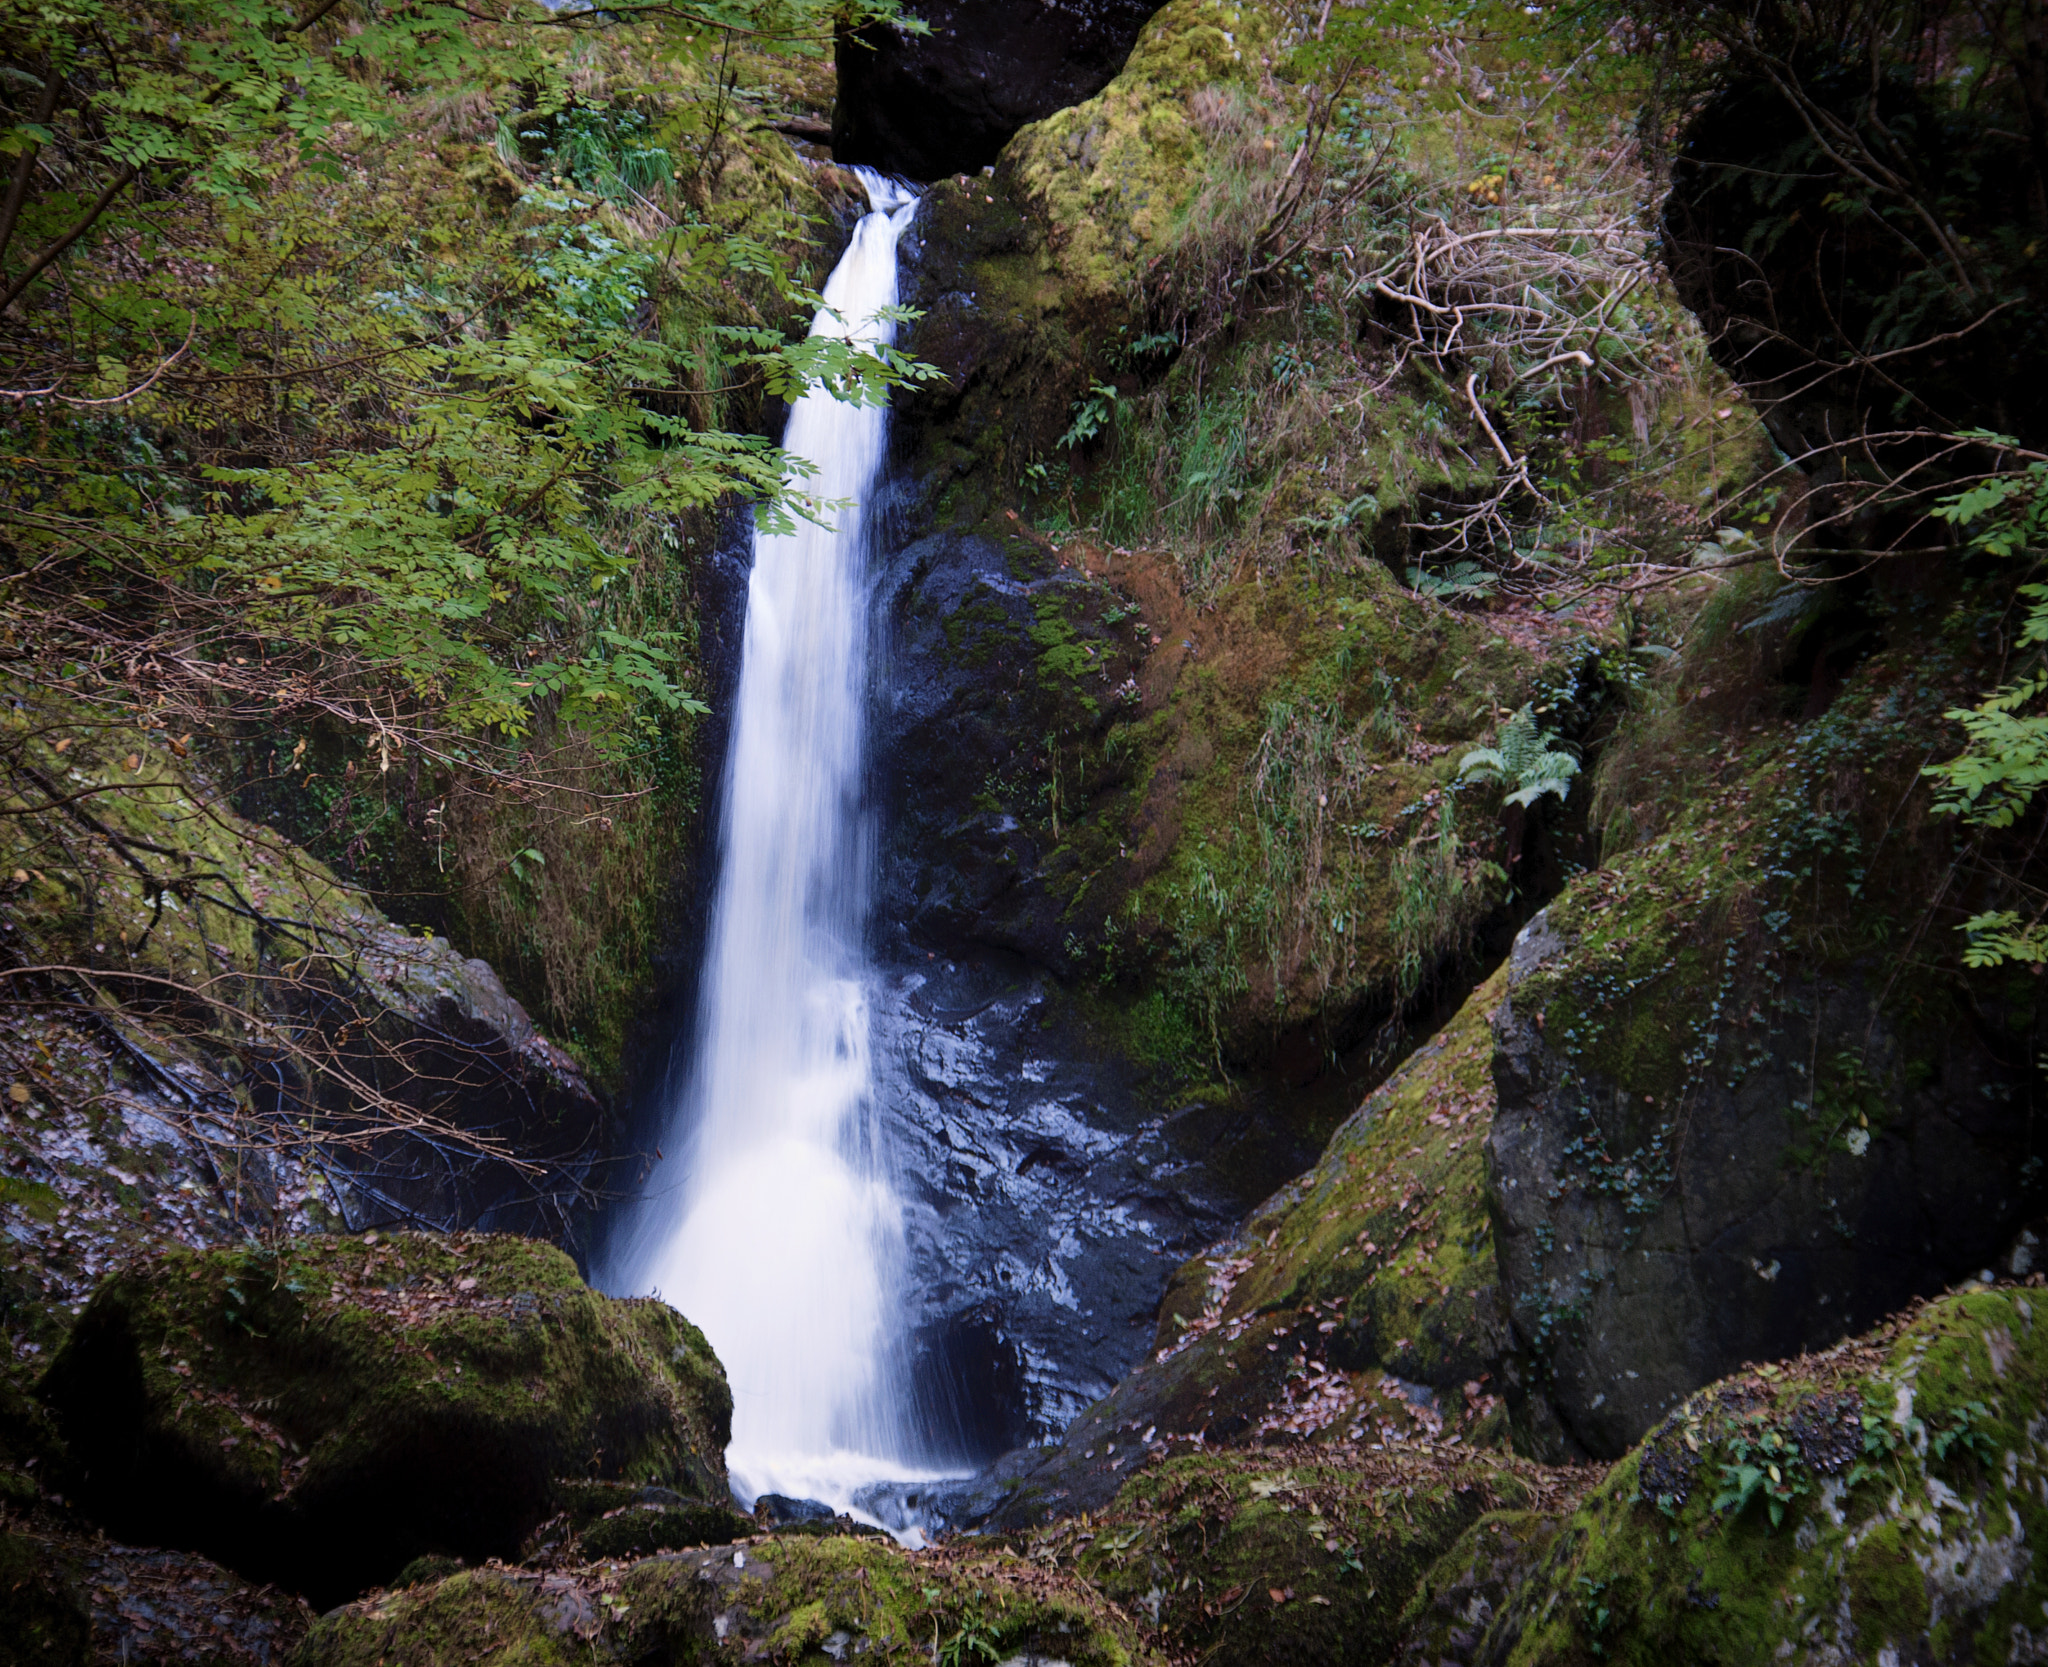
[1459, 706, 1580, 809]
[0, 0, 935, 1079]
[1710, 1426, 1810, 1530]
[1, 0, 930, 761]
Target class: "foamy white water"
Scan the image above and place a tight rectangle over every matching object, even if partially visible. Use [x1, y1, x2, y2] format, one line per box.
[603, 171, 945, 1516]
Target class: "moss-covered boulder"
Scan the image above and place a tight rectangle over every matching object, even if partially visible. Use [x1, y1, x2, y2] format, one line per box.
[1033, 1446, 1587, 1667]
[38, 1233, 731, 1608]
[1438, 1284, 2048, 1665]
[523, 1481, 755, 1567]
[1486, 574, 2048, 1460]
[1393, 1511, 1563, 1665]
[293, 1533, 1162, 1667]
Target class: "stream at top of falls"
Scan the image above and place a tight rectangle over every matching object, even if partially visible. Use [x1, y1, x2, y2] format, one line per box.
[600, 169, 957, 1535]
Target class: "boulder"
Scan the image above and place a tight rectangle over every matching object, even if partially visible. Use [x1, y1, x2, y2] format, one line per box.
[1394, 1511, 1564, 1666]
[522, 1481, 753, 1567]
[832, 0, 1168, 180]
[295, 1533, 1163, 1667]
[1439, 1283, 2048, 1665]
[38, 1233, 730, 1608]
[0, 683, 608, 1266]
[1484, 574, 2047, 1460]
[1040, 1447, 1587, 1667]
[0, 1528, 310, 1667]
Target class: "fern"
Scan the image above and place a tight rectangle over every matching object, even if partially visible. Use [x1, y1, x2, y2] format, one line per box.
[1459, 706, 1580, 808]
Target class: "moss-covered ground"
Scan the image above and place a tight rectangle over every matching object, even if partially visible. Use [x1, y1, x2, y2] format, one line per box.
[298, 1531, 1163, 1667]
[1042, 1445, 1587, 1667]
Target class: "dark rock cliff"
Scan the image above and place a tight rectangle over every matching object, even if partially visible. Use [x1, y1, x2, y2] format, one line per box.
[833, 0, 1169, 180]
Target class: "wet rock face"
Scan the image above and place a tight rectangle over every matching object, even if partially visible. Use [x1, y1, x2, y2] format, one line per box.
[866, 524, 1332, 1458]
[833, 0, 1169, 180]
[942, 968, 1523, 1534]
[1486, 911, 2045, 1461]
[870, 953, 1240, 1458]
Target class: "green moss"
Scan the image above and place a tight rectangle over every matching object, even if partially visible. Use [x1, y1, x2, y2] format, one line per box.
[1461, 1287, 2048, 1666]
[302, 1534, 1162, 1667]
[1846, 1520, 1929, 1642]
[295, 1569, 581, 1667]
[40, 1233, 731, 1603]
[1398, 1509, 1565, 1659]
[1005, 0, 1275, 308]
[1041, 1448, 1534, 1667]
[0, 1179, 61, 1225]
[1154, 966, 1513, 1409]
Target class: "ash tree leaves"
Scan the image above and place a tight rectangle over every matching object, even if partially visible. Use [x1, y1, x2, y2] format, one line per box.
[0, 0, 936, 763]
[1922, 445, 2048, 965]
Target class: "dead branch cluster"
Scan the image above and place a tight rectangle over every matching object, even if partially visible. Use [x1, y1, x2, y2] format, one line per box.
[1355, 212, 1664, 569]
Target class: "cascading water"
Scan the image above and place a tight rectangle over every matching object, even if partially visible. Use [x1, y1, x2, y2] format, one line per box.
[604, 170, 940, 1516]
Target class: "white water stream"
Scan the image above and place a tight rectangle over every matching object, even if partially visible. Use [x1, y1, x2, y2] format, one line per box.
[605, 171, 943, 1517]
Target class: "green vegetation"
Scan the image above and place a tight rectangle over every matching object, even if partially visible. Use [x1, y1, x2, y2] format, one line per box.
[1463, 1287, 2048, 1664]
[0, 0, 936, 1083]
[1458, 706, 1579, 810]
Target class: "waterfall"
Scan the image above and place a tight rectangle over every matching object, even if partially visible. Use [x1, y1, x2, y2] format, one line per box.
[605, 169, 934, 1516]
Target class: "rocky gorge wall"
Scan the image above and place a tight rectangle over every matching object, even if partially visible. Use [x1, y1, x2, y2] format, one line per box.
[4, 0, 2047, 1659]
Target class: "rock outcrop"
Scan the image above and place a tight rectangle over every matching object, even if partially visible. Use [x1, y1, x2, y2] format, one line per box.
[1481, 572, 2046, 1460]
[0, 1528, 311, 1667]
[832, 0, 1169, 180]
[0, 687, 610, 1264]
[38, 1234, 731, 1608]
[949, 969, 1520, 1529]
[1419, 1283, 2048, 1665]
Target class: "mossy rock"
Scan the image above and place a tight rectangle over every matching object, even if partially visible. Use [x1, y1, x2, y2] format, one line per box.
[573, 1502, 755, 1562]
[1487, 584, 2048, 1459]
[1393, 1510, 1563, 1664]
[0, 680, 604, 1242]
[294, 1534, 1163, 1667]
[1458, 1285, 2048, 1665]
[1004, 0, 1279, 308]
[38, 1232, 730, 1609]
[1032, 1446, 1577, 1667]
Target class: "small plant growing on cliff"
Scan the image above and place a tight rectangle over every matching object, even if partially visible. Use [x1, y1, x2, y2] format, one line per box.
[1712, 1426, 1810, 1529]
[1058, 382, 1123, 451]
[1458, 707, 1580, 808]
